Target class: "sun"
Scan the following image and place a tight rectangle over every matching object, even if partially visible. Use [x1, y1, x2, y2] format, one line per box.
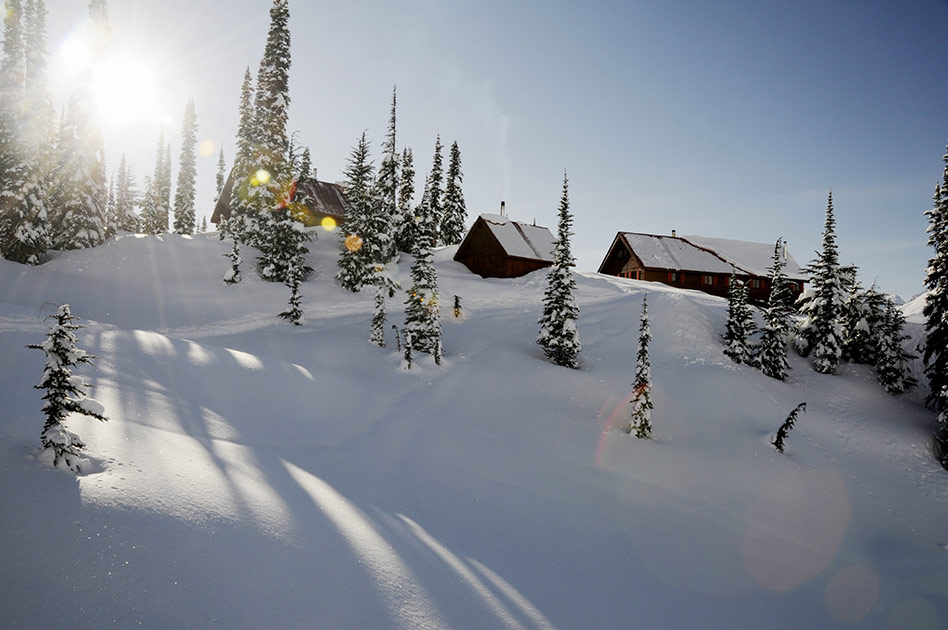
[56, 30, 162, 128]
[90, 54, 161, 126]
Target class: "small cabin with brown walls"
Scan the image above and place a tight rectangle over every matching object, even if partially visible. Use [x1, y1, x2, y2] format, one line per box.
[597, 232, 805, 303]
[211, 170, 347, 228]
[454, 213, 556, 278]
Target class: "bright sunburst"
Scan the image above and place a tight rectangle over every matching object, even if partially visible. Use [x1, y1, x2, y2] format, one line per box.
[90, 55, 161, 126]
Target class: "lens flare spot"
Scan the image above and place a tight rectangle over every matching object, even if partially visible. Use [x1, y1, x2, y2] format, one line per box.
[321, 216, 337, 231]
[198, 139, 215, 157]
[345, 234, 363, 252]
[254, 169, 271, 185]
[824, 565, 880, 623]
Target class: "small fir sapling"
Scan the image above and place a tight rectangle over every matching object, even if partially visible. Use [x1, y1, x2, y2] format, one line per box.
[627, 296, 654, 438]
[370, 287, 387, 347]
[392, 324, 401, 352]
[223, 238, 241, 284]
[773, 402, 807, 453]
[279, 252, 304, 325]
[403, 330, 413, 370]
[434, 339, 443, 366]
[27, 304, 108, 472]
[453, 294, 462, 319]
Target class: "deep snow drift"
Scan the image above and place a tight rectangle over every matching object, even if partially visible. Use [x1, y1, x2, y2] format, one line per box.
[1, 231, 946, 629]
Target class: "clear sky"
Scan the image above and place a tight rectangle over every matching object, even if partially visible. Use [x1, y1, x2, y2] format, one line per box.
[43, 0, 948, 300]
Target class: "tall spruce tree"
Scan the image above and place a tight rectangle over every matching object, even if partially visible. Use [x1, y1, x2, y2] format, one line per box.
[139, 133, 169, 234]
[172, 98, 198, 234]
[373, 86, 399, 261]
[0, 0, 52, 264]
[28, 304, 107, 473]
[229, 67, 257, 242]
[723, 275, 756, 364]
[537, 172, 581, 368]
[394, 146, 416, 253]
[628, 295, 653, 438]
[215, 145, 226, 198]
[756, 239, 793, 380]
[795, 191, 845, 374]
[923, 143, 948, 422]
[336, 131, 376, 291]
[422, 136, 444, 247]
[48, 89, 107, 249]
[440, 140, 467, 246]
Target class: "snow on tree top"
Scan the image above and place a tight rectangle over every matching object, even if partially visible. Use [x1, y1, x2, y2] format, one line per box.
[479, 213, 555, 261]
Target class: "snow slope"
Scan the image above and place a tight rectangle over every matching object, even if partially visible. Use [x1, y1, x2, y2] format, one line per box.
[1, 232, 946, 629]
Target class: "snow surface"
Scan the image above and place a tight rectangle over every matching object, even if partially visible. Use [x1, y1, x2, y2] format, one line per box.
[480, 214, 555, 261]
[1, 232, 947, 628]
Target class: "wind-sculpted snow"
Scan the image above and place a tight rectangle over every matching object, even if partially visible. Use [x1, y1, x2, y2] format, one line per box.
[1, 232, 946, 628]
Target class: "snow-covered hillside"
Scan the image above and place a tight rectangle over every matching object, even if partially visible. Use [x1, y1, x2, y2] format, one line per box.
[1, 232, 946, 629]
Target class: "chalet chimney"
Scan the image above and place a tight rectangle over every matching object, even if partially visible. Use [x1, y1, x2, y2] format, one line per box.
[500, 200, 506, 217]
[671, 229, 677, 237]
[783, 239, 788, 260]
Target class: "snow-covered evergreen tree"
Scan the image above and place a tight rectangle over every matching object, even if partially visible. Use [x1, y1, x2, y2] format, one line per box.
[370, 286, 387, 347]
[48, 89, 108, 249]
[336, 131, 376, 291]
[229, 67, 257, 242]
[27, 304, 107, 473]
[260, 204, 312, 283]
[628, 295, 653, 438]
[403, 182, 442, 358]
[113, 155, 139, 232]
[537, 173, 581, 368]
[223, 237, 241, 284]
[756, 239, 793, 380]
[773, 402, 806, 453]
[172, 99, 198, 234]
[216, 145, 226, 199]
[422, 136, 444, 246]
[394, 146, 416, 254]
[0, 0, 52, 265]
[923, 143, 948, 423]
[723, 275, 756, 364]
[139, 134, 170, 234]
[794, 191, 845, 374]
[875, 299, 917, 396]
[440, 140, 467, 246]
[278, 251, 304, 325]
[373, 86, 399, 261]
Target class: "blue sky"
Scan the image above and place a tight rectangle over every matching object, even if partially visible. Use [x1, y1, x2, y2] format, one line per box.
[44, 0, 948, 299]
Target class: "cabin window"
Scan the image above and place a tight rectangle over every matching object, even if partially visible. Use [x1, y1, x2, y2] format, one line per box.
[702, 275, 715, 285]
[621, 270, 642, 280]
[749, 278, 761, 289]
[667, 271, 679, 283]
[789, 282, 799, 291]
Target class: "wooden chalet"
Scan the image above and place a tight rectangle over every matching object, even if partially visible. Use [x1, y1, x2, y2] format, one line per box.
[210, 170, 346, 228]
[454, 213, 556, 278]
[597, 232, 806, 303]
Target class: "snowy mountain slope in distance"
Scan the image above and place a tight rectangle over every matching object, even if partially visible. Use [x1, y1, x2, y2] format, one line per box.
[1, 231, 946, 629]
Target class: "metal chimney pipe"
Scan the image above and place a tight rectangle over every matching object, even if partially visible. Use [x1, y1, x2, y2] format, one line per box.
[500, 200, 506, 217]
[671, 229, 677, 237]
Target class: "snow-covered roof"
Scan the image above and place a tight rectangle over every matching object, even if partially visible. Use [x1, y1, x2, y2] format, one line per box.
[682, 235, 806, 280]
[480, 214, 555, 262]
[621, 233, 736, 274]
